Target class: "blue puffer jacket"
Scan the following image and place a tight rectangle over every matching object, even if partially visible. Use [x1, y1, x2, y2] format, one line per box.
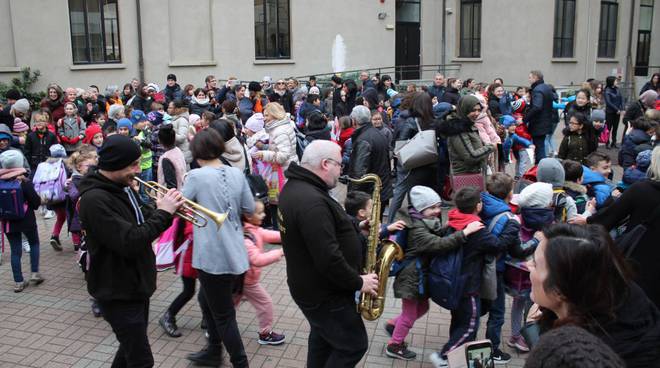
[582, 166, 614, 208]
[480, 192, 520, 272]
[618, 129, 652, 168]
[619, 166, 648, 190]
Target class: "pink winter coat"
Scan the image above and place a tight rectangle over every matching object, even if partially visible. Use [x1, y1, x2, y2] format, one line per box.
[474, 115, 501, 145]
[243, 222, 283, 285]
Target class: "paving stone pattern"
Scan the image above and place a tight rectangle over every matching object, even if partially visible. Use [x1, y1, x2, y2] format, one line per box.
[0, 214, 531, 368]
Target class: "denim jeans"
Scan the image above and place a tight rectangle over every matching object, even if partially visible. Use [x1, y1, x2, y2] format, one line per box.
[138, 168, 153, 204]
[7, 228, 40, 282]
[98, 299, 154, 368]
[197, 271, 248, 368]
[485, 272, 506, 350]
[297, 297, 368, 368]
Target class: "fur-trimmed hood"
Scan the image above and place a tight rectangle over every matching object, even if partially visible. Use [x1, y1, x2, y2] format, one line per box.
[437, 116, 474, 137]
[563, 181, 587, 194]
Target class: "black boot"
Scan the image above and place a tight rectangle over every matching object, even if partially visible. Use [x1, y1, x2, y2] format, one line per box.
[159, 311, 182, 338]
[187, 344, 223, 366]
[200, 317, 208, 330]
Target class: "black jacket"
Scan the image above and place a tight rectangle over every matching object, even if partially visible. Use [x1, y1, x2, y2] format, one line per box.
[78, 170, 173, 301]
[2, 177, 41, 234]
[23, 130, 58, 170]
[164, 83, 182, 105]
[623, 100, 645, 125]
[524, 79, 554, 137]
[278, 163, 363, 305]
[130, 95, 152, 113]
[440, 87, 460, 106]
[348, 123, 393, 201]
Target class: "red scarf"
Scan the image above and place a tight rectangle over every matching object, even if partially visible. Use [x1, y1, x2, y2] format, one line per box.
[447, 208, 482, 231]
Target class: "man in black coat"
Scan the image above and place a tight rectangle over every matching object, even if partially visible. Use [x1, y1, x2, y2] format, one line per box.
[347, 105, 393, 214]
[278, 140, 378, 368]
[78, 135, 183, 367]
[523, 70, 554, 164]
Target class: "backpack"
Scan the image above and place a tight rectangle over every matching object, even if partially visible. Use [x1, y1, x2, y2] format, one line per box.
[388, 228, 410, 277]
[33, 160, 67, 205]
[293, 125, 310, 160]
[238, 144, 269, 203]
[0, 179, 26, 220]
[428, 242, 466, 311]
[552, 188, 568, 223]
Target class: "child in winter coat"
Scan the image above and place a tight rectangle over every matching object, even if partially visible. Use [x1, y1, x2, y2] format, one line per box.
[502, 115, 533, 175]
[82, 123, 103, 151]
[562, 160, 591, 214]
[429, 187, 508, 365]
[245, 113, 269, 156]
[0, 149, 43, 292]
[235, 199, 286, 345]
[618, 118, 655, 169]
[64, 149, 96, 251]
[130, 110, 153, 203]
[558, 112, 591, 165]
[56, 102, 86, 155]
[582, 152, 617, 209]
[618, 149, 652, 190]
[386, 186, 481, 360]
[506, 182, 554, 352]
[37, 144, 69, 251]
[24, 112, 57, 174]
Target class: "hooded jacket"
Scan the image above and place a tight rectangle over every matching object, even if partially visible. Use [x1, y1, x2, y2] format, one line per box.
[242, 222, 282, 285]
[582, 166, 614, 208]
[78, 170, 173, 301]
[278, 163, 363, 305]
[23, 129, 58, 170]
[446, 209, 507, 295]
[221, 136, 249, 174]
[262, 117, 298, 171]
[348, 123, 393, 201]
[438, 96, 493, 174]
[163, 83, 182, 104]
[618, 129, 652, 168]
[391, 203, 467, 300]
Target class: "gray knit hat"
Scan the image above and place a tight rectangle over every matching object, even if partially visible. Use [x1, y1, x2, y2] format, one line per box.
[0, 150, 24, 169]
[107, 104, 124, 121]
[410, 185, 441, 212]
[537, 158, 565, 188]
[591, 109, 606, 122]
[524, 325, 624, 368]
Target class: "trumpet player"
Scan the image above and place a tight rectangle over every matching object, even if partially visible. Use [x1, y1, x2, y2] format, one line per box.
[78, 134, 185, 368]
[278, 140, 379, 368]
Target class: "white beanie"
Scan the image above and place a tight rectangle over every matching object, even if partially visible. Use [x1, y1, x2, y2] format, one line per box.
[410, 185, 441, 212]
[245, 113, 265, 132]
[518, 182, 554, 208]
[0, 150, 24, 169]
[10, 99, 30, 115]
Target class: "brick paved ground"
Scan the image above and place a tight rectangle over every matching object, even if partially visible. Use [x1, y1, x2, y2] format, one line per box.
[0, 213, 530, 368]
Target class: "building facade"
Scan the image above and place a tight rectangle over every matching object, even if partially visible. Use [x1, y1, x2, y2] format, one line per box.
[0, 0, 658, 93]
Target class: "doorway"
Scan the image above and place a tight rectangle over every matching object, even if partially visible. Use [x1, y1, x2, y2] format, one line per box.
[395, 0, 421, 81]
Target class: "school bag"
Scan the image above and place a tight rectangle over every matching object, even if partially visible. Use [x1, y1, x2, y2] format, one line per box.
[33, 159, 67, 205]
[428, 242, 466, 311]
[551, 188, 568, 223]
[0, 179, 26, 220]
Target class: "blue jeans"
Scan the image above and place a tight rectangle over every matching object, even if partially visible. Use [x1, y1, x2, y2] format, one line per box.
[138, 168, 153, 204]
[7, 228, 40, 282]
[485, 272, 506, 350]
[532, 136, 546, 164]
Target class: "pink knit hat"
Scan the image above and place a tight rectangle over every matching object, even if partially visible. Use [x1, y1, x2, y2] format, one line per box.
[12, 118, 29, 133]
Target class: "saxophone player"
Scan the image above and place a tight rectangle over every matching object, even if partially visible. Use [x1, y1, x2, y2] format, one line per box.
[278, 140, 379, 368]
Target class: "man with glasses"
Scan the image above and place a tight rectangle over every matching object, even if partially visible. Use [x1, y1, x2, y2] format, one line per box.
[278, 140, 378, 367]
[267, 79, 293, 113]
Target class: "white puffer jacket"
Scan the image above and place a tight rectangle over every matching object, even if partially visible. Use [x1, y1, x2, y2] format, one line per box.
[171, 112, 192, 164]
[262, 118, 298, 170]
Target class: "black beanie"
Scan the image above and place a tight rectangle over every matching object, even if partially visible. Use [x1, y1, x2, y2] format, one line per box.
[248, 81, 262, 92]
[524, 325, 624, 368]
[5, 89, 20, 100]
[98, 134, 141, 171]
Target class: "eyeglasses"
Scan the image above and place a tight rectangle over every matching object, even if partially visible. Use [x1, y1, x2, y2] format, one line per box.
[324, 158, 341, 167]
[276, 82, 285, 85]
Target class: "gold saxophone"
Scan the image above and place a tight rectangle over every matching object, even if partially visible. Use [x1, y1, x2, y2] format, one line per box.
[341, 174, 404, 321]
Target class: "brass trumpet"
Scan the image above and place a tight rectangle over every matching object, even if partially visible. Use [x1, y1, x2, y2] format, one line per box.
[133, 177, 228, 228]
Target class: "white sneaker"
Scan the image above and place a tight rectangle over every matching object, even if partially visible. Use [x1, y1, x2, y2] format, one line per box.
[44, 210, 55, 219]
[22, 239, 30, 253]
[429, 352, 448, 368]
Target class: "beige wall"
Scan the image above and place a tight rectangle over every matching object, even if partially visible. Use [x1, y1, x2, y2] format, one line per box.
[0, 0, 657, 95]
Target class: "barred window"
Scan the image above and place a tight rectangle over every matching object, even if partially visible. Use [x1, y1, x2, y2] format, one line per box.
[553, 0, 576, 58]
[69, 0, 121, 64]
[459, 0, 481, 58]
[254, 0, 291, 59]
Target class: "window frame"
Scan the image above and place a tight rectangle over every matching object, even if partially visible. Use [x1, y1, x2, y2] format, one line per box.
[459, 0, 481, 58]
[598, 0, 618, 58]
[68, 0, 122, 65]
[553, 0, 576, 58]
[254, 0, 291, 60]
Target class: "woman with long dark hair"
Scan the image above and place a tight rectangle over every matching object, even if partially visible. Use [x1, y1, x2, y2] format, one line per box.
[639, 72, 660, 95]
[604, 76, 624, 148]
[388, 91, 439, 220]
[183, 129, 255, 367]
[527, 224, 660, 367]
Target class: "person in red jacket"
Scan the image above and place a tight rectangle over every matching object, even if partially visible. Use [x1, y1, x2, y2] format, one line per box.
[234, 199, 286, 345]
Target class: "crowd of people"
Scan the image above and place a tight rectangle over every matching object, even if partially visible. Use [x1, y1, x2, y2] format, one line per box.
[0, 69, 659, 368]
